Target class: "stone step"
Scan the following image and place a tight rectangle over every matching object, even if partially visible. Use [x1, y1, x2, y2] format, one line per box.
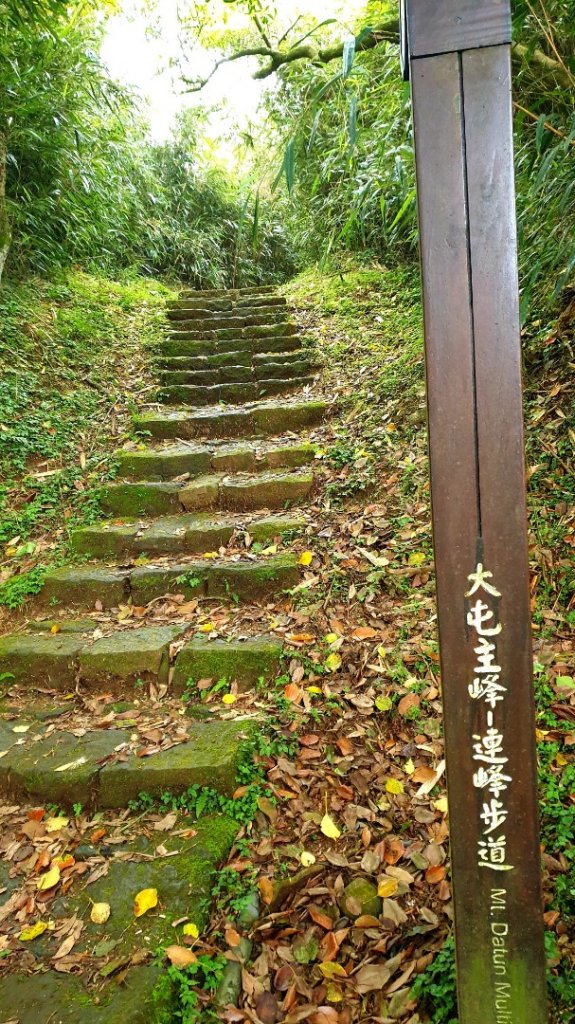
[0, 715, 255, 807]
[157, 376, 314, 406]
[71, 513, 305, 559]
[99, 470, 313, 516]
[165, 322, 298, 345]
[167, 294, 287, 312]
[0, 624, 282, 693]
[134, 398, 327, 441]
[161, 332, 302, 358]
[0, 813, 238, 1022]
[155, 348, 318, 372]
[179, 284, 277, 298]
[39, 552, 300, 609]
[159, 358, 318, 386]
[116, 439, 316, 480]
[167, 304, 289, 324]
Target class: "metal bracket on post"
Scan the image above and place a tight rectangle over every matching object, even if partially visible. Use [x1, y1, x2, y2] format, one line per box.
[403, 2, 547, 1022]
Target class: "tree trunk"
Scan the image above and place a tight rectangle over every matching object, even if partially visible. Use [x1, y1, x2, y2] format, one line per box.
[0, 130, 11, 284]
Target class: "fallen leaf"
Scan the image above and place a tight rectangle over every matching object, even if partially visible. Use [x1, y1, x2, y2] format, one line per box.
[378, 877, 399, 898]
[321, 814, 341, 840]
[182, 922, 199, 938]
[133, 888, 158, 917]
[319, 962, 347, 979]
[91, 903, 111, 924]
[45, 816, 70, 833]
[20, 921, 48, 941]
[165, 945, 198, 967]
[37, 865, 61, 891]
[300, 851, 317, 867]
[325, 653, 342, 673]
[299, 551, 313, 566]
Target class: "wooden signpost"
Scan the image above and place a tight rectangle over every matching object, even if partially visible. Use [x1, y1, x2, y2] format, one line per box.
[401, 2, 548, 1021]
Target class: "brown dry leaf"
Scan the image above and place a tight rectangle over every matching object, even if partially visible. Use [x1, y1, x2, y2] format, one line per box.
[255, 992, 279, 1024]
[398, 693, 420, 716]
[258, 877, 274, 905]
[354, 963, 391, 994]
[351, 626, 377, 639]
[165, 945, 198, 967]
[425, 865, 447, 884]
[225, 925, 242, 948]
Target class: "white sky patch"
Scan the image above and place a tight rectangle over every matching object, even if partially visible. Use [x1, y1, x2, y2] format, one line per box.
[101, 0, 365, 146]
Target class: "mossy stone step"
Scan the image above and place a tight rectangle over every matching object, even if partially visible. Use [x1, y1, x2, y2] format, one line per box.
[116, 440, 315, 480]
[180, 284, 277, 298]
[173, 634, 282, 693]
[0, 717, 255, 807]
[71, 513, 305, 559]
[165, 323, 298, 346]
[167, 294, 286, 311]
[0, 632, 86, 689]
[159, 357, 317, 386]
[180, 470, 313, 512]
[0, 815, 237, 1022]
[158, 376, 314, 405]
[100, 470, 312, 516]
[167, 304, 288, 324]
[156, 348, 318, 372]
[40, 553, 300, 609]
[134, 399, 327, 441]
[161, 335, 302, 359]
[0, 625, 185, 691]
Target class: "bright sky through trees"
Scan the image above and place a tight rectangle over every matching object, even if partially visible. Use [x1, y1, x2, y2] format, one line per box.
[102, 0, 365, 142]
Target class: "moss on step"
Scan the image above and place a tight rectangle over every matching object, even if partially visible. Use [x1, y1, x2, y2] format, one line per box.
[79, 625, 188, 689]
[0, 633, 85, 688]
[0, 729, 129, 806]
[172, 635, 283, 694]
[0, 815, 237, 1022]
[98, 719, 256, 806]
[100, 482, 182, 517]
[41, 567, 129, 608]
[116, 445, 211, 480]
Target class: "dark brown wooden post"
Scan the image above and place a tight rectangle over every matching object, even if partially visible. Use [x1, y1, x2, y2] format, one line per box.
[402, 2, 548, 1021]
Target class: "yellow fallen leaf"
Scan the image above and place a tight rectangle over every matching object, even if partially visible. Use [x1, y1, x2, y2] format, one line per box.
[324, 632, 340, 644]
[12, 725, 30, 734]
[261, 544, 277, 555]
[300, 851, 316, 867]
[408, 551, 426, 567]
[90, 902, 111, 925]
[222, 693, 236, 705]
[306, 686, 322, 695]
[386, 779, 404, 795]
[434, 796, 449, 814]
[20, 921, 48, 941]
[182, 922, 199, 938]
[201, 551, 219, 559]
[377, 646, 387, 659]
[50, 624, 61, 634]
[321, 814, 341, 840]
[37, 865, 61, 891]
[326, 982, 344, 1002]
[165, 945, 198, 967]
[299, 550, 313, 566]
[45, 816, 70, 833]
[325, 653, 342, 673]
[134, 888, 158, 917]
[378, 877, 399, 898]
[319, 962, 347, 979]
[404, 758, 415, 776]
[198, 622, 215, 632]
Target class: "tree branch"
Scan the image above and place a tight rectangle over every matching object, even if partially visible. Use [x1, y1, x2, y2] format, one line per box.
[183, 18, 572, 94]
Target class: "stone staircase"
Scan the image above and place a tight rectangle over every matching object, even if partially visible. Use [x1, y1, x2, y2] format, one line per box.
[0, 285, 327, 1020]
